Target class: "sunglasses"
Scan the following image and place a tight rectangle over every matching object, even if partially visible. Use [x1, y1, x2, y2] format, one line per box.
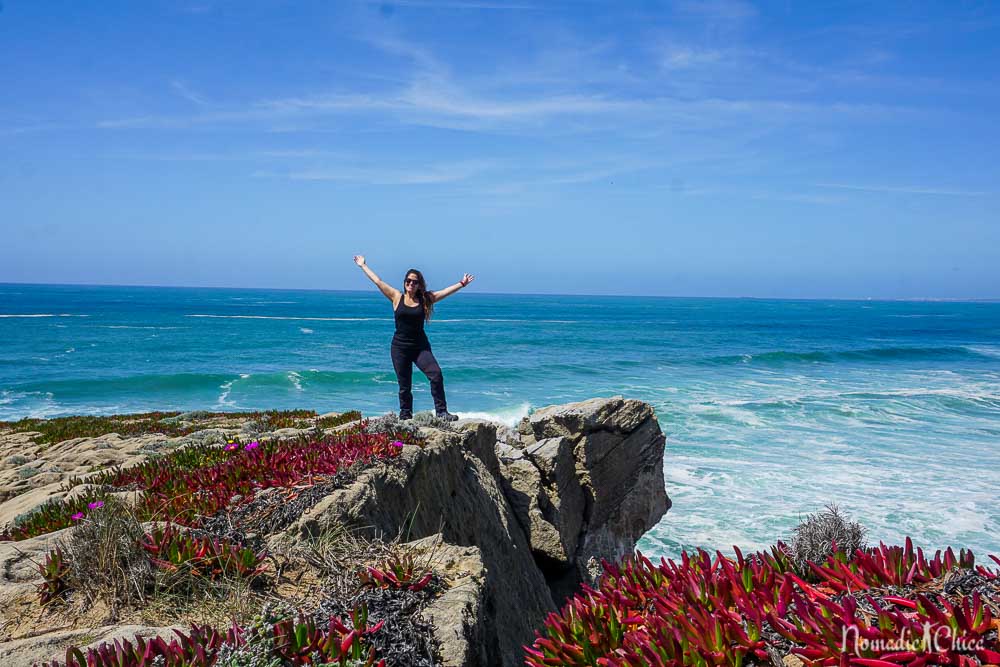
[405, 278, 420, 285]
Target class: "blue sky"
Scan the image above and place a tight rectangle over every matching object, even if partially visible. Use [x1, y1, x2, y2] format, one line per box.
[1, 0, 998, 298]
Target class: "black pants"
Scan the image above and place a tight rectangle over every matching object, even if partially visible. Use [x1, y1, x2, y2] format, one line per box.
[390, 344, 448, 413]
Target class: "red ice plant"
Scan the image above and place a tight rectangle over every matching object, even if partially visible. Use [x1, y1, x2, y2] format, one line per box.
[140, 524, 267, 581]
[525, 541, 1000, 667]
[37, 547, 71, 606]
[2, 423, 414, 541]
[38, 606, 388, 666]
[357, 553, 433, 592]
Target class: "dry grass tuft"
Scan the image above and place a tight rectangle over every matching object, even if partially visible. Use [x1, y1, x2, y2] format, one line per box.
[790, 503, 867, 577]
[63, 497, 152, 619]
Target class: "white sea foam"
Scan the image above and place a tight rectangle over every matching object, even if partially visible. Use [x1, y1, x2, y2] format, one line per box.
[217, 381, 235, 406]
[689, 402, 765, 427]
[0, 313, 89, 318]
[434, 318, 580, 323]
[457, 402, 532, 427]
[217, 373, 250, 407]
[889, 313, 959, 318]
[188, 314, 390, 321]
[102, 325, 186, 330]
[0, 391, 59, 420]
[967, 345, 1000, 359]
[288, 371, 303, 392]
[299, 328, 314, 334]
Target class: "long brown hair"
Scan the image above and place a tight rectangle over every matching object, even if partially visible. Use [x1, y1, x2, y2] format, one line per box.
[403, 268, 435, 321]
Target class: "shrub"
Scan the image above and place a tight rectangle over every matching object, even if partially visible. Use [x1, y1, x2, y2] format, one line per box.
[364, 413, 421, 437]
[63, 497, 152, 617]
[789, 503, 867, 577]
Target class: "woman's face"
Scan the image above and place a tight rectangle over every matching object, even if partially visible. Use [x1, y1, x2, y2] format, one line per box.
[404, 273, 420, 295]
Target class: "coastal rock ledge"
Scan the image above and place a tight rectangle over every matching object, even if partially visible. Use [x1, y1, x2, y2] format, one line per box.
[0, 396, 669, 667]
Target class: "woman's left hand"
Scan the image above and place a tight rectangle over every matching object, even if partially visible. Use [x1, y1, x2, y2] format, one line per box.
[460, 273, 475, 287]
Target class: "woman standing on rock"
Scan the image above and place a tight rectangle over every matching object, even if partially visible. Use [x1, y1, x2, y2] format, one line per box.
[353, 255, 474, 421]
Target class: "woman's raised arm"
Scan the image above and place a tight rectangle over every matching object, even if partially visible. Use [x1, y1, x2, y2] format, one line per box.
[430, 273, 475, 303]
[354, 255, 400, 302]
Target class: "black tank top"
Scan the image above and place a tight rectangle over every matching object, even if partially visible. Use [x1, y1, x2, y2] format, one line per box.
[393, 296, 430, 349]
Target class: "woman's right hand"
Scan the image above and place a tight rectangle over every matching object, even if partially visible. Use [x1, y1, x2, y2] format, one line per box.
[353, 255, 366, 267]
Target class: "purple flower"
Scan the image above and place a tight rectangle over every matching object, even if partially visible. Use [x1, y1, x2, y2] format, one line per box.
[244, 441, 260, 451]
[87, 501, 104, 510]
[224, 442, 238, 452]
[391, 440, 404, 448]
[71, 512, 85, 521]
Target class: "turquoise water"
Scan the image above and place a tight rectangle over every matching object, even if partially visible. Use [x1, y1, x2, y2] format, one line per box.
[2, 283, 999, 560]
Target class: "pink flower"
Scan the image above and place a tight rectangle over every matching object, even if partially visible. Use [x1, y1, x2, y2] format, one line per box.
[244, 441, 260, 451]
[87, 501, 104, 510]
[71, 512, 85, 521]
[224, 442, 238, 452]
[391, 441, 404, 448]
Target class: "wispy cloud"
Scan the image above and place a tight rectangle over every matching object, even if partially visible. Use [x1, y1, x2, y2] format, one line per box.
[660, 46, 724, 70]
[367, 0, 539, 9]
[750, 191, 844, 205]
[673, 0, 757, 22]
[815, 183, 989, 197]
[260, 159, 494, 185]
[109, 148, 349, 161]
[0, 122, 72, 136]
[183, 5, 213, 14]
[96, 83, 904, 136]
[170, 80, 212, 106]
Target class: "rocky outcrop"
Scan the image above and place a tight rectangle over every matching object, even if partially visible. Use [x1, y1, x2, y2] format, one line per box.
[512, 396, 670, 599]
[284, 421, 556, 665]
[282, 395, 669, 666]
[0, 397, 669, 667]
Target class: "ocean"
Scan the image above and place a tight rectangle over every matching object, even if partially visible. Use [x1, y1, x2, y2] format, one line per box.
[2, 283, 999, 560]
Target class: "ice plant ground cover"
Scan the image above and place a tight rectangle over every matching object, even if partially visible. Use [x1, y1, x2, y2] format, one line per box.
[15, 415, 429, 666]
[526, 540, 1000, 667]
[0, 409, 362, 445]
[37, 610, 388, 667]
[1, 418, 407, 540]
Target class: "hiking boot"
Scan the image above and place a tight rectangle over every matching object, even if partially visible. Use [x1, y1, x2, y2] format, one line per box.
[399, 410, 413, 421]
[435, 410, 459, 422]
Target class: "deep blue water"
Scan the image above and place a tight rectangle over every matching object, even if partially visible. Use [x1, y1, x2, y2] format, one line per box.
[2, 283, 999, 560]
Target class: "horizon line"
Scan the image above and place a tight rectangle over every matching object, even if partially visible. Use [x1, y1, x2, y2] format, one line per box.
[1, 280, 998, 304]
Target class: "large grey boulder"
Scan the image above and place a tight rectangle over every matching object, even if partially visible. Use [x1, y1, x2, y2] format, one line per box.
[511, 396, 670, 598]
